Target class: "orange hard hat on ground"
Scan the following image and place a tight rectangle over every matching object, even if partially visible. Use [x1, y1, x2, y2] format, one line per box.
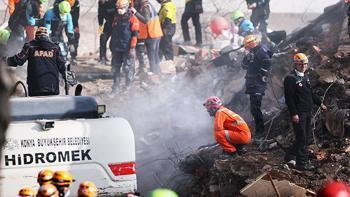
[52, 171, 74, 187]
[37, 169, 54, 185]
[317, 181, 350, 197]
[210, 16, 230, 37]
[37, 184, 59, 197]
[78, 181, 98, 197]
[18, 187, 36, 197]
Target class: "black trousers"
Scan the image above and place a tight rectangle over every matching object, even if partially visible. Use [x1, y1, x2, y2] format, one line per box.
[136, 39, 146, 72]
[70, 30, 79, 59]
[249, 94, 264, 135]
[347, 6, 350, 37]
[100, 24, 112, 60]
[251, 8, 269, 33]
[181, 12, 202, 45]
[159, 25, 175, 61]
[285, 112, 312, 165]
[111, 51, 134, 88]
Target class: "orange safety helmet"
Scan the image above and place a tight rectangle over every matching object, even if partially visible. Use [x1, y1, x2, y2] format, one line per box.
[18, 187, 36, 197]
[317, 181, 350, 197]
[78, 181, 98, 197]
[37, 184, 59, 197]
[210, 16, 230, 37]
[52, 171, 74, 187]
[203, 96, 222, 110]
[243, 34, 259, 49]
[65, 0, 75, 7]
[116, 0, 129, 8]
[293, 53, 309, 65]
[37, 169, 54, 185]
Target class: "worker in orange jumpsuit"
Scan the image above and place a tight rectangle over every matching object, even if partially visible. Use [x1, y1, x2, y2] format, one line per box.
[203, 96, 251, 159]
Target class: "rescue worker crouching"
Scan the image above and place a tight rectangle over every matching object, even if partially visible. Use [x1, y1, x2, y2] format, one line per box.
[241, 35, 272, 140]
[110, 0, 139, 94]
[231, 10, 254, 37]
[157, 0, 176, 61]
[203, 96, 251, 159]
[52, 171, 75, 197]
[77, 181, 98, 197]
[7, 27, 67, 97]
[44, 1, 74, 61]
[284, 53, 327, 171]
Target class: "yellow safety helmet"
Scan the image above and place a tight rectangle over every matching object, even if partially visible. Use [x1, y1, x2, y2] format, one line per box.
[116, 0, 129, 8]
[52, 171, 74, 187]
[37, 169, 54, 185]
[78, 181, 98, 197]
[18, 187, 36, 197]
[65, 0, 76, 7]
[37, 184, 59, 197]
[293, 53, 309, 65]
[243, 34, 259, 49]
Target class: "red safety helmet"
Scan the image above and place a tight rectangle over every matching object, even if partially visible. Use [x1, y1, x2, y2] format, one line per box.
[210, 16, 230, 37]
[203, 96, 222, 110]
[317, 181, 350, 197]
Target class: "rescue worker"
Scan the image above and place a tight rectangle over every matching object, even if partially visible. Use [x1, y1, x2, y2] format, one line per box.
[37, 184, 59, 197]
[241, 35, 272, 140]
[148, 188, 179, 197]
[37, 169, 55, 185]
[8, 0, 47, 42]
[52, 171, 74, 197]
[181, 0, 203, 46]
[284, 53, 327, 171]
[157, 0, 176, 61]
[246, 0, 270, 33]
[203, 96, 251, 159]
[0, 28, 11, 58]
[18, 187, 36, 197]
[44, 1, 74, 60]
[98, 0, 116, 65]
[77, 181, 98, 197]
[131, 0, 163, 74]
[231, 10, 254, 37]
[66, 0, 80, 64]
[110, 0, 139, 93]
[7, 27, 67, 97]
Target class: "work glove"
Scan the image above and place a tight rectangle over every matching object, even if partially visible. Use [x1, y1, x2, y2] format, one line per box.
[74, 27, 80, 34]
[98, 25, 104, 34]
[129, 7, 137, 14]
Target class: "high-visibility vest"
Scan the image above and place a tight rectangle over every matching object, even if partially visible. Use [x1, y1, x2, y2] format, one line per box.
[159, 1, 176, 25]
[138, 3, 163, 39]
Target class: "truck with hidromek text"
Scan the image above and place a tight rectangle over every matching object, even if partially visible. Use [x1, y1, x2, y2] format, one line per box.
[0, 96, 137, 196]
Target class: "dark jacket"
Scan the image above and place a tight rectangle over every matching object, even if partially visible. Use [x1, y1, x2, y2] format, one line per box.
[8, 0, 41, 29]
[7, 37, 66, 96]
[242, 44, 272, 94]
[184, 0, 203, 14]
[284, 70, 322, 116]
[98, 0, 116, 27]
[246, 0, 270, 16]
[110, 11, 139, 52]
[71, 0, 80, 28]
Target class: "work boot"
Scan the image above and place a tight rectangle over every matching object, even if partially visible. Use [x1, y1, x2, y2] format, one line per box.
[236, 145, 247, 155]
[295, 163, 315, 171]
[219, 151, 238, 160]
[99, 57, 107, 65]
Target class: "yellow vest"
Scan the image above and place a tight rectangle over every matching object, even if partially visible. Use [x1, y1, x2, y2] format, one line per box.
[159, 1, 176, 24]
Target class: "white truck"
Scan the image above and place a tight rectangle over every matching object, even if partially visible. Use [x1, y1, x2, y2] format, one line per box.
[0, 96, 137, 196]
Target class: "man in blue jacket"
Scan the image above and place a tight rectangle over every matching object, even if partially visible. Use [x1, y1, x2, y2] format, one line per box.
[44, 1, 74, 60]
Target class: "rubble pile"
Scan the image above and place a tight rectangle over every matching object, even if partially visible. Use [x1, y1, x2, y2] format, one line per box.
[177, 1, 350, 196]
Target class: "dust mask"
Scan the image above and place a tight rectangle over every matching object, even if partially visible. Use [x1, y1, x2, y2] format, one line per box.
[117, 8, 127, 15]
[60, 14, 67, 21]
